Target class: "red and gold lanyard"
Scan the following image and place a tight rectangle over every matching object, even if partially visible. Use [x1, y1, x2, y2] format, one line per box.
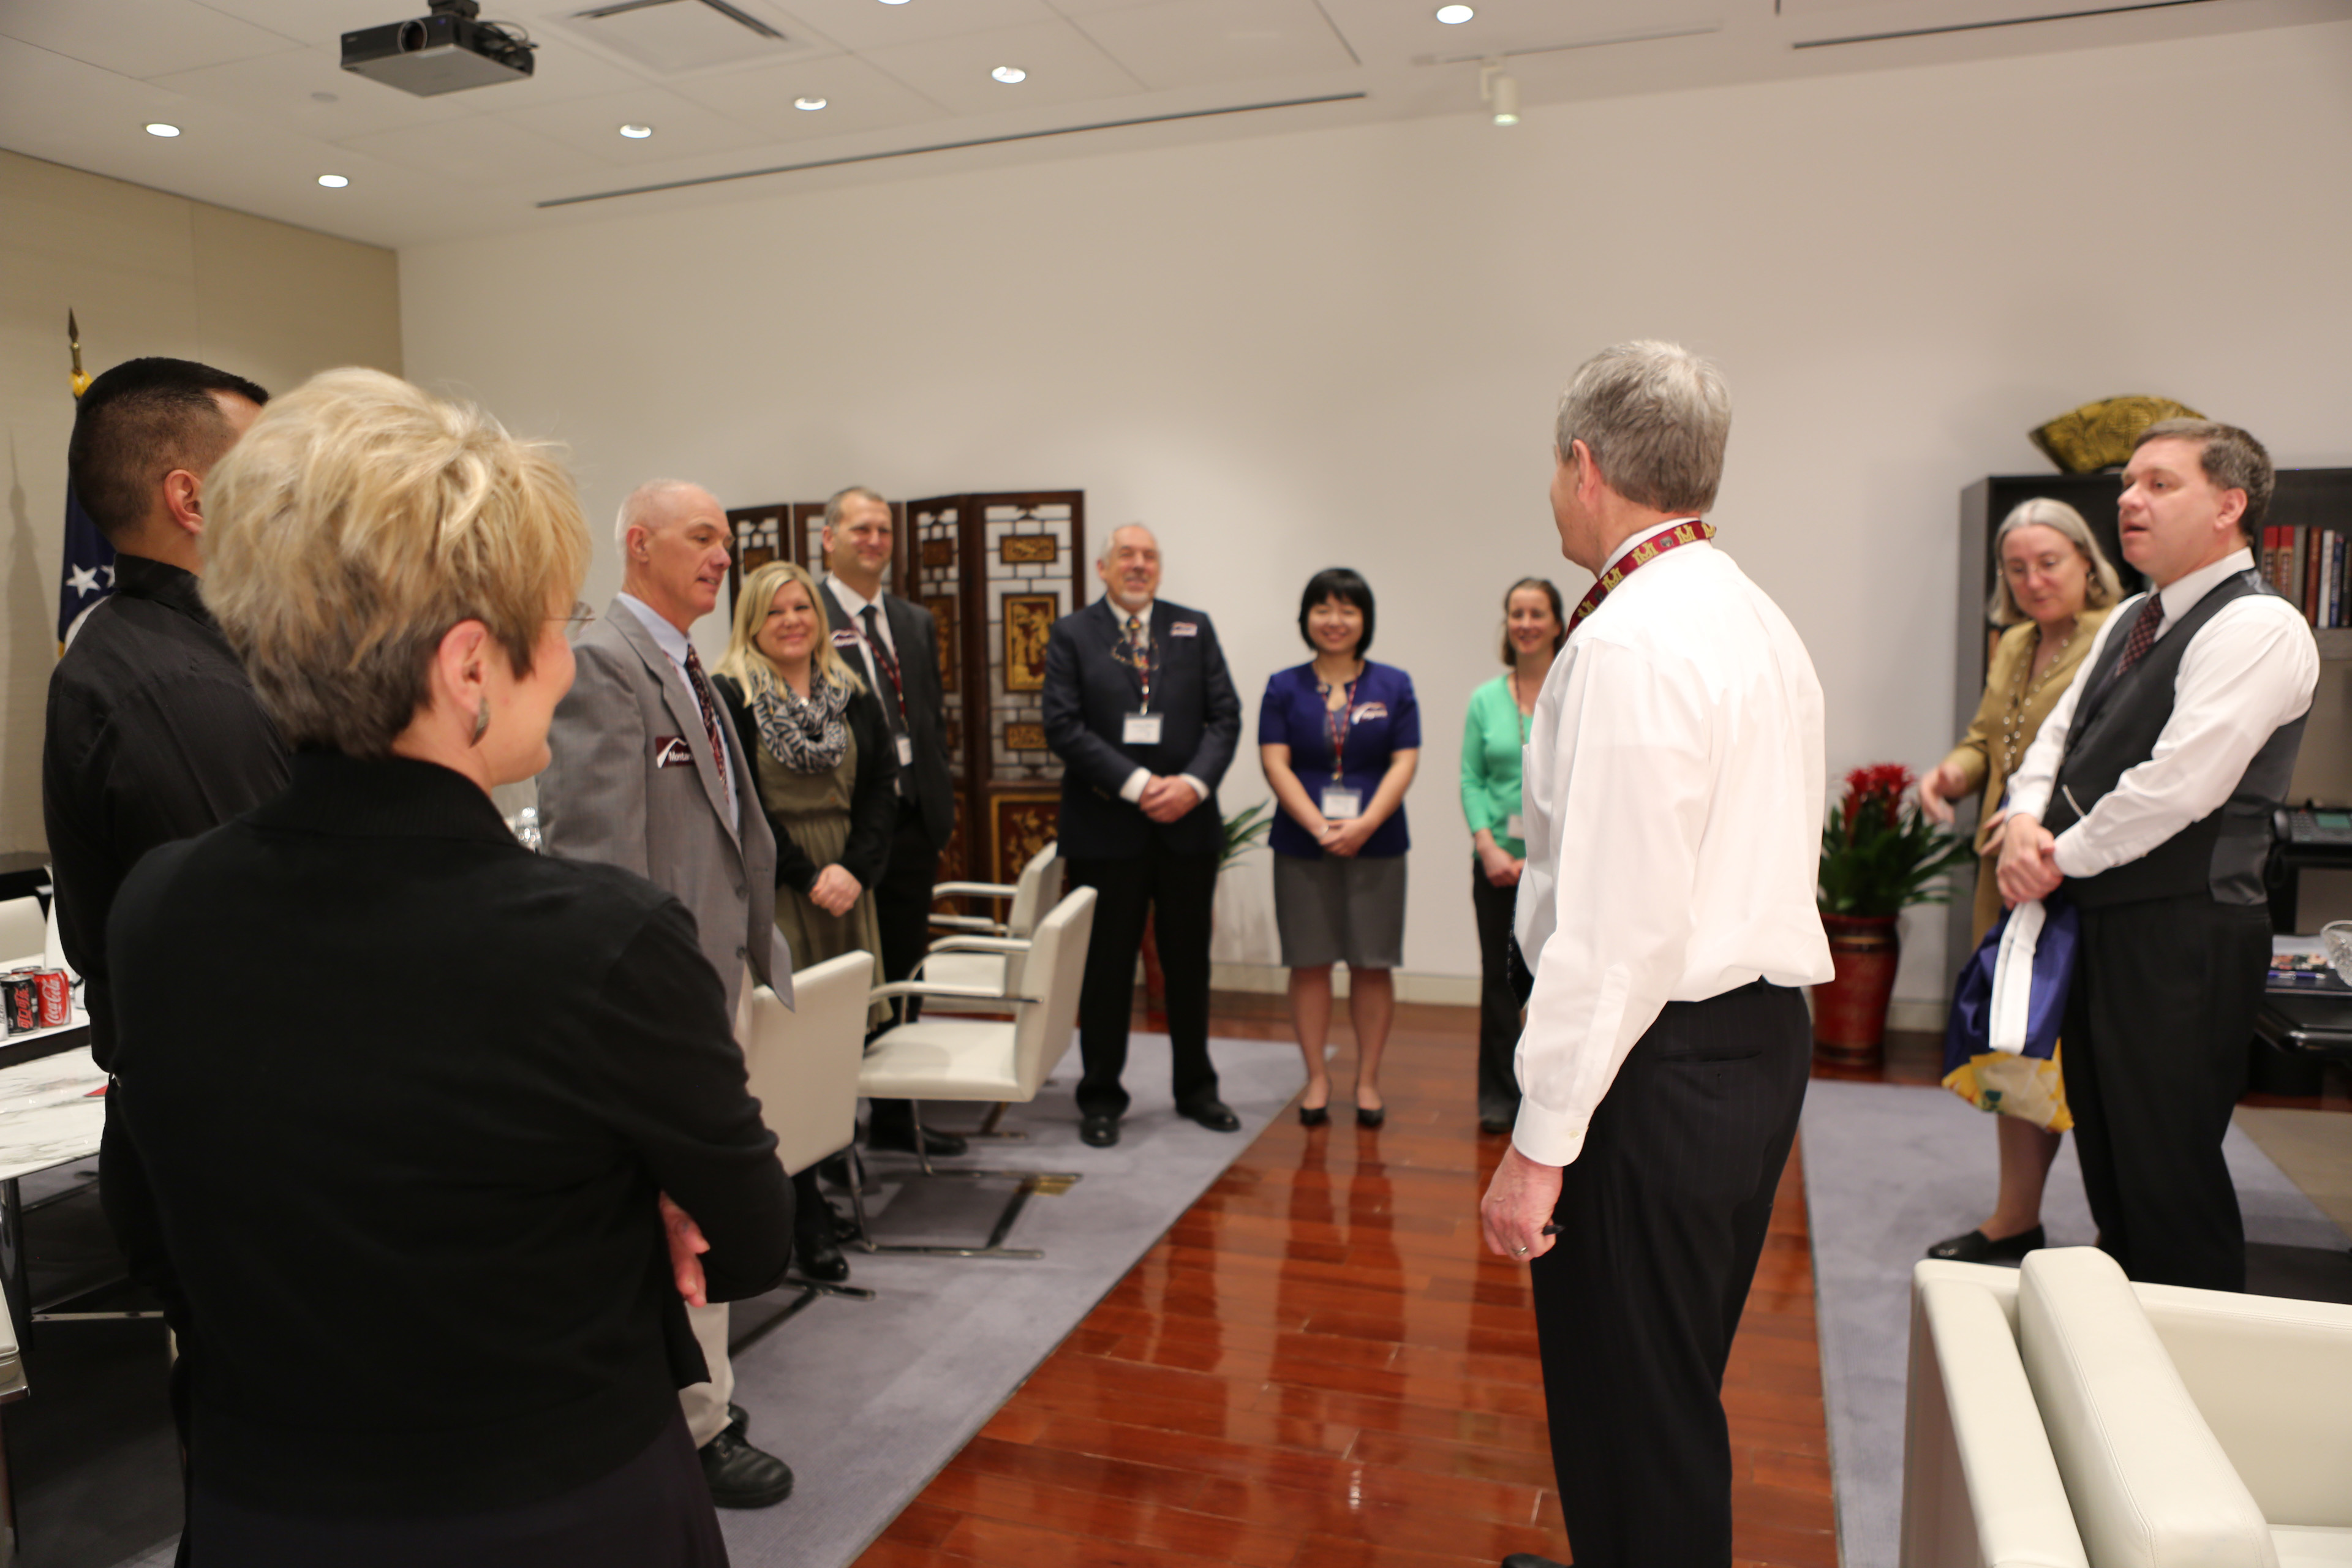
[1566, 520, 1716, 633]
[1320, 677, 1359, 781]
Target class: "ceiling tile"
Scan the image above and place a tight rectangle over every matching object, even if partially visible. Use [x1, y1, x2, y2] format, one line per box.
[766, 0, 1063, 53]
[181, 1, 398, 47]
[680, 51, 950, 138]
[331, 114, 610, 187]
[0, 0, 301, 78]
[1314, 0, 1716, 69]
[541, 0, 819, 74]
[859, 16, 1145, 116]
[451, 33, 657, 108]
[494, 84, 773, 162]
[151, 43, 477, 140]
[1069, 0, 1358, 91]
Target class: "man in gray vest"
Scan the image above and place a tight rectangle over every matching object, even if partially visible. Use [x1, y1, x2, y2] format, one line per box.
[1998, 419, 2316, 1292]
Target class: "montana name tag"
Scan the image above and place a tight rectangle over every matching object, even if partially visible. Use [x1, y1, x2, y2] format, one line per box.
[1351, 702, 1388, 722]
[831, 629, 864, 648]
[1170, 622, 1197, 637]
[654, 736, 697, 768]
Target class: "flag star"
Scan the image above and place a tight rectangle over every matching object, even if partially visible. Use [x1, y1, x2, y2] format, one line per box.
[99, 564, 113, 588]
[67, 565, 100, 596]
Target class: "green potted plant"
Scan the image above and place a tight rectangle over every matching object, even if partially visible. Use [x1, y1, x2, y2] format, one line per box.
[1815, 763, 1973, 1069]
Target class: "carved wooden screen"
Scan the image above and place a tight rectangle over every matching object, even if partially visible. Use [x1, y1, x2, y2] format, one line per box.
[724, 492, 1082, 886]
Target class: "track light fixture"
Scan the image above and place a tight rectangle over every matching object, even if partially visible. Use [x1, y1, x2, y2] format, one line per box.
[1479, 58, 1519, 126]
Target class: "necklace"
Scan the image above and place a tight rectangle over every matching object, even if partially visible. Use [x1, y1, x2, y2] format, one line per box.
[1997, 621, 2076, 778]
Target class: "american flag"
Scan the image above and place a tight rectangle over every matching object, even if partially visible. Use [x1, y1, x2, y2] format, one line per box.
[57, 311, 114, 651]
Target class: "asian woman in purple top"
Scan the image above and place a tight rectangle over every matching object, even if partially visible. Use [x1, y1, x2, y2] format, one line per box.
[1258, 568, 1420, 1128]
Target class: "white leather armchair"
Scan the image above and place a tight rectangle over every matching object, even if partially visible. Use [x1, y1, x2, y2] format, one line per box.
[2018, 1246, 2352, 1568]
[1901, 1258, 2090, 1568]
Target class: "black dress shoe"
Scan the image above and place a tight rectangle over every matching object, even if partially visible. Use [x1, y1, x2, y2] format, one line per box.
[726, 1403, 749, 1441]
[1479, 1109, 1515, 1135]
[1501, 1555, 1570, 1567]
[1178, 1099, 1242, 1133]
[698, 1428, 794, 1508]
[866, 1120, 968, 1158]
[1926, 1224, 2046, 1264]
[1355, 1104, 1385, 1129]
[794, 1224, 850, 1283]
[1298, 1104, 1330, 1127]
[1079, 1114, 1120, 1147]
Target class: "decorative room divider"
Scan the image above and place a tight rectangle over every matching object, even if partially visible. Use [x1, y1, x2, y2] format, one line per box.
[725, 492, 1086, 888]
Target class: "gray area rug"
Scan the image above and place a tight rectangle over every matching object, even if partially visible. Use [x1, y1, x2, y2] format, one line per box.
[1800, 1079, 2351, 1568]
[105, 1030, 1303, 1568]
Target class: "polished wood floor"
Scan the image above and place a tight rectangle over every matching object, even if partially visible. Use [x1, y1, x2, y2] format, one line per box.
[855, 995, 1836, 1568]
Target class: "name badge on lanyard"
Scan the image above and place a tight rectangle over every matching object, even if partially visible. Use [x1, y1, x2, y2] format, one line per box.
[897, 736, 914, 766]
[1320, 785, 1363, 820]
[1319, 676, 1360, 821]
[1123, 712, 1163, 745]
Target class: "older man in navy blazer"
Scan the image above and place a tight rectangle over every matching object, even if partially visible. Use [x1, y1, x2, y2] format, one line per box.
[1042, 524, 1242, 1147]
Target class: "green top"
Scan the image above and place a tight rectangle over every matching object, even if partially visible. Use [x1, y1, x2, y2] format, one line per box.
[1460, 675, 1529, 858]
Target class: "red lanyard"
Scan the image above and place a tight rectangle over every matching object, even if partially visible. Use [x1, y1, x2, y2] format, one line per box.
[1319, 676, 1358, 780]
[1567, 520, 1716, 633]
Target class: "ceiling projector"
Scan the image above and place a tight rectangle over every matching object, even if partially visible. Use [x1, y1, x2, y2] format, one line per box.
[342, 0, 536, 96]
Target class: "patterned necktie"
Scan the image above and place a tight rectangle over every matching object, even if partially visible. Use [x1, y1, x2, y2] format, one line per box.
[2104, 594, 2167, 687]
[681, 645, 727, 774]
[859, 605, 909, 739]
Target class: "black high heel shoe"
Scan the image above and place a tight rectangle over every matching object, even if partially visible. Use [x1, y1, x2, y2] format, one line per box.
[1298, 1104, 1330, 1127]
[1354, 1103, 1385, 1128]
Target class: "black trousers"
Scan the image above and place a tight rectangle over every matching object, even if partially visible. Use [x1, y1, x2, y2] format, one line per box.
[868, 798, 941, 1135]
[1529, 981, 1810, 1568]
[188, 1409, 725, 1567]
[2063, 893, 2267, 1291]
[1471, 861, 1531, 1122]
[1065, 844, 1220, 1119]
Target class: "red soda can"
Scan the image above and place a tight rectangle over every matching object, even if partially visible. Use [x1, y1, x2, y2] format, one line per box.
[36, 971, 69, 1028]
[1, 976, 36, 1036]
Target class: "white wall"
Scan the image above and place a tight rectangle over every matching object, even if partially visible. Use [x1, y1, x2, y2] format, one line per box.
[0, 149, 402, 864]
[400, 20, 2352, 1006]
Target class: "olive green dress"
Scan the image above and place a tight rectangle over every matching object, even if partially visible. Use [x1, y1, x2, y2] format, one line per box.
[755, 729, 889, 1030]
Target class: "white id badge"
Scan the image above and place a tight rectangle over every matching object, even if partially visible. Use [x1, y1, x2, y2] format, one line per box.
[896, 736, 914, 766]
[1319, 785, 1363, 820]
[1122, 712, 1164, 745]
[1505, 813, 1526, 840]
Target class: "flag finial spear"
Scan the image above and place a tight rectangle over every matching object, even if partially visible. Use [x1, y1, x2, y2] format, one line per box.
[67, 311, 89, 399]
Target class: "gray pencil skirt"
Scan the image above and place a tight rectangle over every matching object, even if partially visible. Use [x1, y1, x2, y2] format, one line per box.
[1272, 851, 1407, 970]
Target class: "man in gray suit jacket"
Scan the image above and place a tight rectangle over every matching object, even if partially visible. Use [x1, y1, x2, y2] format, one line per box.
[539, 478, 797, 1510]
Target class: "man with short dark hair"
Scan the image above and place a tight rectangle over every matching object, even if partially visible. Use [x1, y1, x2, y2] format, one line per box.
[44, 356, 284, 1069]
[817, 486, 967, 1158]
[1480, 341, 1832, 1568]
[1999, 418, 2318, 1292]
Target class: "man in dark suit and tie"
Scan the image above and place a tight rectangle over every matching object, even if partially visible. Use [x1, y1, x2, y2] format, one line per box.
[1042, 524, 1243, 1148]
[538, 478, 797, 1510]
[818, 486, 966, 1158]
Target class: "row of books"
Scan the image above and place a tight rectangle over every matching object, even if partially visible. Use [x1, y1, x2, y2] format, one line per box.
[2260, 526, 2352, 630]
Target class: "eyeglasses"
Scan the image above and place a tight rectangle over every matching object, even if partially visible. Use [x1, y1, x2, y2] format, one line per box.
[552, 601, 596, 628]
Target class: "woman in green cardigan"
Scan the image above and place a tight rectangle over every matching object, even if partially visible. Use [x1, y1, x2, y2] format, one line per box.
[1460, 577, 1565, 1136]
[1917, 497, 2122, 1264]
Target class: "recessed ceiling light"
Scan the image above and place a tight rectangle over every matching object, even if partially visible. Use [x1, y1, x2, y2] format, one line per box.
[619, 123, 654, 138]
[318, 173, 349, 187]
[794, 96, 827, 110]
[879, 0, 910, 6]
[991, 66, 1026, 83]
[145, 123, 181, 137]
[1436, 4, 1474, 21]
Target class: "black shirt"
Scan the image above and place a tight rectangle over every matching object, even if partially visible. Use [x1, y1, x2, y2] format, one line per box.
[102, 752, 794, 1513]
[42, 554, 289, 1068]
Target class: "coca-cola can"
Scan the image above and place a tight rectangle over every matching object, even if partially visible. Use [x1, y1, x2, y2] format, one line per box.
[1, 976, 37, 1036]
[35, 971, 69, 1029]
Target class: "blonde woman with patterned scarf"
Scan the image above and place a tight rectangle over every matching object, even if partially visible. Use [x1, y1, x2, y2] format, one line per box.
[711, 559, 899, 1282]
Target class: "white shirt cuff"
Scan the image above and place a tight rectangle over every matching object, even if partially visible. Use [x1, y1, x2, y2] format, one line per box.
[1120, 768, 1150, 803]
[1175, 774, 1207, 805]
[1509, 1105, 1583, 1169]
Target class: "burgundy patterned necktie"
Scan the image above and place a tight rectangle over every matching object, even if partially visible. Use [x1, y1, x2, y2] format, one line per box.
[2104, 594, 2166, 687]
[682, 646, 727, 774]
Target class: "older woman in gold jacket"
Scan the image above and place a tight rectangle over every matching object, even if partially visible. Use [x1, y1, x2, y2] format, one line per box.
[1917, 497, 2122, 1265]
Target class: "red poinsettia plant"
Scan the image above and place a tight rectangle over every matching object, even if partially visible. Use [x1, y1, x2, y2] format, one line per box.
[1818, 763, 1974, 918]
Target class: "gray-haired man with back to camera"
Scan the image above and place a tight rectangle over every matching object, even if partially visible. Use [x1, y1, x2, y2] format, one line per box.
[538, 478, 798, 1510]
[1480, 342, 1833, 1568]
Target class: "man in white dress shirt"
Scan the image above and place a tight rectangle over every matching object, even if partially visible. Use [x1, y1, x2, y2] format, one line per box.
[1998, 420, 2316, 1292]
[1479, 342, 1833, 1568]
